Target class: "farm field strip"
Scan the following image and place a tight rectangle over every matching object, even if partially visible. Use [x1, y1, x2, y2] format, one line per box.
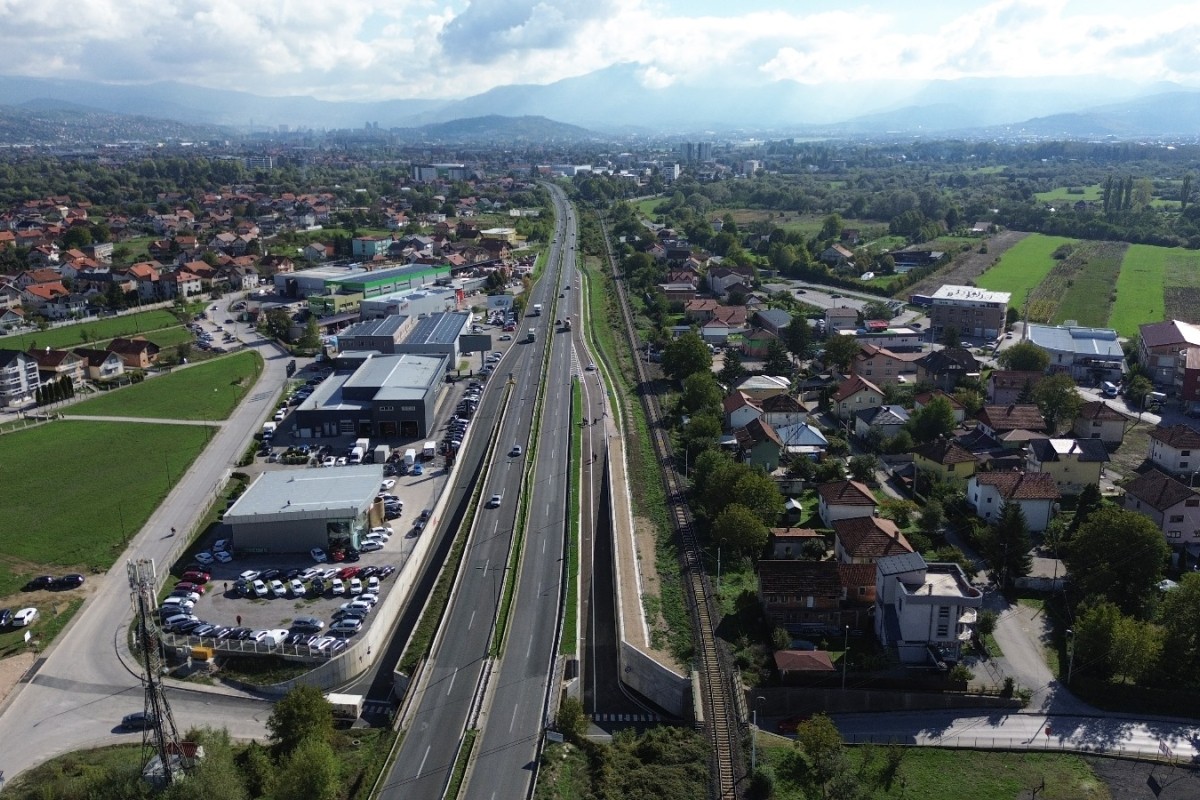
[1110, 244, 1169, 337]
[1053, 242, 1125, 328]
[976, 234, 1076, 310]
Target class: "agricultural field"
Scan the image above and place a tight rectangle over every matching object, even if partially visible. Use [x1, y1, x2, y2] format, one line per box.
[1033, 185, 1103, 203]
[0, 308, 183, 351]
[976, 234, 1076, 310]
[0, 420, 209, 574]
[1110, 245, 1170, 337]
[68, 349, 262, 420]
[1051, 242, 1126, 327]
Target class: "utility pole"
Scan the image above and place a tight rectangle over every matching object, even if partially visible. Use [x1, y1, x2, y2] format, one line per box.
[842, 625, 850, 690]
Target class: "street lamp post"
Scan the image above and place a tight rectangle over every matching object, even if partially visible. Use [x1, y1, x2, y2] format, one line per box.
[717, 538, 727, 591]
[1065, 628, 1076, 685]
[842, 625, 850, 690]
[751, 695, 766, 773]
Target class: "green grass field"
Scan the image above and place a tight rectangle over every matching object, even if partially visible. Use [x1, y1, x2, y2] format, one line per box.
[0, 309, 183, 351]
[1034, 185, 1103, 203]
[68, 350, 263, 420]
[977, 234, 1076, 309]
[1055, 244, 1124, 327]
[139, 326, 194, 349]
[0, 421, 209, 573]
[1110, 245, 1169, 337]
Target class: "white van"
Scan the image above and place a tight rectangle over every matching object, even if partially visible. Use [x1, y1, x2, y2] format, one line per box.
[1101, 381, 1119, 398]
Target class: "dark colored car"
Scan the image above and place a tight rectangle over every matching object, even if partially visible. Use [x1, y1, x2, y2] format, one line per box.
[259, 569, 281, 582]
[0, 608, 12, 627]
[24, 575, 56, 591]
[55, 573, 85, 590]
[120, 711, 157, 731]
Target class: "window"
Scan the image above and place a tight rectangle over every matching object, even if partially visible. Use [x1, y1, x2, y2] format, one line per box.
[986, 497, 993, 503]
[1187, 499, 1199, 507]
[1183, 462, 1190, 469]
[947, 463, 955, 472]
[1169, 531, 1182, 539]
[936, 606, 950, 638]
[1185, 451, 1193, 457]
[1170, 515, 1185, 523]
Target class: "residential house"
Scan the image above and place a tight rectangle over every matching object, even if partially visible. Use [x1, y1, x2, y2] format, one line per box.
[913, 437, 977, 485]
[761, 393, 808, 428]
[819, 243, 854, 266]
[915, 348, 979, 393]
[73, 347, 125, 381]
[26, 347, 86, 386]
[20, 281, 71, 310]
[106, 337, 161, 369]
[774, 650, 836, 682]
[303, 242, 329, 261]
[723, 391, 762, 432]
[852, 344, 923, 386]
[0, 349, 39, 406]
[929, 284, 1009, 340]
[707, 267, 753, 296]
[161, 268, 202, 299]
[966, 471, 1060, 532]
[757, 560, 843, 632]
[913, 391, 966, 424]
[734, 417, 783, 471]
[42, 292, 89, 321]
[124, 262, 161, 301]
[658, 282, 698, 305]
[1122, 468, 1200, 548]
[1025, 438, 1108, 494]
[768, 528, 826, 559]
[824, 306, 859, 333]
[0, 307, 27, 329]
[774, 422, 829, 460]
[874, 552, 982, 665]
[741, 328, 779, 359]
[830, 375, 884, 421]
[1025, 323, 1125, 382]
[753, 308, 792, 336]
[976, 405, 1048, 440]
[988, 371, 1046, 405]
[1071, 400, 1126, 447]
[1138, 319, 1200, 388]
[1148, 424, 1200, 476]
[838, 563, 880, 606]
[833, 516, 913, 604]
[854, 404, 911, 441]
[0, 282, 22, 311]
[259, 254, 295, 275]
[735, 374, 791, 402]
[817, 480, 877, 527]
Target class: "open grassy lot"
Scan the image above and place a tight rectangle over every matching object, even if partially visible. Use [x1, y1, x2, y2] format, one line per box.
[69, 350, 262, 420]
[1111, 244, 1169, 337]
[139, 325, 195, 349]
[760, 744, 1109, 800]
[977, 234, 1076, 310]
[1054, 242, 1125, 327]
[1034, 185, 1104, 203]
[0, 420, 208, 572]
[0, 308, 183, 351]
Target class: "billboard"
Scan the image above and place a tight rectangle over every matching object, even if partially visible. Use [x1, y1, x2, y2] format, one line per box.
[486, 295, 514, 312]
[459, 334, 493, 353]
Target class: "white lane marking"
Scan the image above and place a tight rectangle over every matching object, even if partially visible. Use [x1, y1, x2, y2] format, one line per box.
[468, 609, 476, 630]
[418, 745, 431, 776]
[447, 667, 458, 695]
[542, 538, 546, 554]
[509, 703, 521, 733]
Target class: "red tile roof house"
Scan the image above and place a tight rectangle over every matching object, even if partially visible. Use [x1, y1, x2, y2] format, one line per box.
[1071, 400, 1127, 447]
[774, 649, 836, 682]
[817, 480, 878, 527]
[987, 370, 1046, 405]
[723, 391, 763, 432]
[976, 404, 1049, 440]
[106, 337, 161, 369]
[966, 471, 1060, 532]
[1122, 467, 1200, 547]
[833, 516, 913, 565]
[830, 375, 884, 421]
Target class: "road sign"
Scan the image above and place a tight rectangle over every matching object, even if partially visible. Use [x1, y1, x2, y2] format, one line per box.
[546, 730, 564, 743]
[1159, 739, 1173, 759]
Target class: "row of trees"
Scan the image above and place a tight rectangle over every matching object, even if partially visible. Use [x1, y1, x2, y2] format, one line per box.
[35, 375, 76, 406]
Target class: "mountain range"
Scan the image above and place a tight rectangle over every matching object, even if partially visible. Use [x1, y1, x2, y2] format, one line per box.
[1, 69, 1200, 141]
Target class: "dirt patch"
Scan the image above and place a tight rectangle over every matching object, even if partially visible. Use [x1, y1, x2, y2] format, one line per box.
[630, 513, 681, 668]
[1085, 755, 1200, 799]
[904, 231, 1030, 298]
[1165, 286, 1200, 324]
[0, 651, 37, 707]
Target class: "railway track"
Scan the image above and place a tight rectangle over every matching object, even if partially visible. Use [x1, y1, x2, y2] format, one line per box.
[597, 218, 744, 799]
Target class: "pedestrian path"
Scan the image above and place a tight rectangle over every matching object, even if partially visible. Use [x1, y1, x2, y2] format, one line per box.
[62, 414, 220, 426]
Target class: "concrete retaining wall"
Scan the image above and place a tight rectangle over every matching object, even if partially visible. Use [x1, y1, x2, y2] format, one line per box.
[619, 641, 690, 717]
[749, 686, 1022, 716]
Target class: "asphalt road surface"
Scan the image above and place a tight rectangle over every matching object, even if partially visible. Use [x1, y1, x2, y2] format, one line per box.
[0, 317, 289, 780]
[382, 185, 576, 800]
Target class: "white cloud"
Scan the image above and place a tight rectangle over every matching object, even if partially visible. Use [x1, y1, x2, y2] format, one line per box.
[0, 0, 1196, 100]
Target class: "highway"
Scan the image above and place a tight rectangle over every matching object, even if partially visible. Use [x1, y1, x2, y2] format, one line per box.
[381, 183, 577, 800]
[0, 325, 288, 780]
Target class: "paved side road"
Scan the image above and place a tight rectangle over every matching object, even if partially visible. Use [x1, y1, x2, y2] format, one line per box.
[0, 333, 293, 782]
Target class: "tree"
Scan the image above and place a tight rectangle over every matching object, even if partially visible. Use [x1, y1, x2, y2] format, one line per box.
[163, 728, 247, 800]
[1033, 373, 1083, 433]
[713, 502, 769, 556]
[298, 315, 321, 350]
[1068, 482, 1103, 536]
[982, 502, 1033, 588]
[939, 325, 961, 348]
[266, 685, 333, 755]
[879, 497, 918, 528]
[997, 341, 1050, 373]
[680, 413, 722, 461]
[733, 470, 786, 527]
[1158, 572, 1200, 684]
[690, 449, 743, 519]
[952, 388, 984, 416]
[917, 499, 945, 534]
[663, 331, 712, 382]
[717, 347, 747, 388]
[680, 371, 722, 417]
[556, 696, 588, 743]
[861, 300, 892, 322]
[907, 395, 956, 443]
[794, 714, 863, 800]
[848, 454, 878, 484]
[1065, 507, 1168, 617]
[763, 339, 794, 375]
[821, 333, 860, 373]
[814, 459, 846, 483]
[1111, 614, 1162, 684]
[782, 314, 811, 360]
[271, 735, 340, 800]
[1126, 374, 1154, 408]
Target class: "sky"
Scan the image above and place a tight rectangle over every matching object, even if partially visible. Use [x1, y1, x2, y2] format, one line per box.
[1, 0, 1198, 101]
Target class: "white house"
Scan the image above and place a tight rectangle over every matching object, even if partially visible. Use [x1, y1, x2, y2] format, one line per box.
[830, 375, 884, 421]
[966, 471, 1060, 532]
[761, 393, 808, 428]
[817, 480, 877, 527]
[874, 552, 983, 665]
[1148, 424, 1200, 476]
[1072, 400, 1126, 447]
[722, 391, 762, 432]
[1122, 468, 1200, 548]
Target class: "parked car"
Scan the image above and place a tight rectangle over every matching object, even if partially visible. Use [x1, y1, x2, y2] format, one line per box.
[348, 578, 363, 595]
[330, 618, 362, 636]
[54, 573, 85, 590]
[181, 570, 210, 584]
[359, 540, 383, 553]
[120, 711, 158, 731]
[239, 570, 260, 582]
[212, 539, 230, 552]
[330, 578, 345, 595]
[367, 576, 380, 594]
[214, 550, 233, 564]
[291, 616, 325, 632]
[299, 567, 323, 581]
[289, 579, 306, 597]
[380, 478, 396, 490]
[193, 551, 214, 565]
[23, 576, 55, 591]
[310, 547, 328, 563]
[269, 579, 287, 598]
[252, 580, 269, 598]
[169, 590, 201, 604]
[175, 581, 205, 595]
[0, 609, 11, 627]
[371, 525, 394, 537]
[12, 607, 38, 627]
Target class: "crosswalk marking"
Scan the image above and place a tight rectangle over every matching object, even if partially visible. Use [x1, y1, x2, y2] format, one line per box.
[586, 713, 661, 723]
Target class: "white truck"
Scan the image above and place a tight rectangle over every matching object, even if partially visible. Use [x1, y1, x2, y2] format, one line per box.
[532, 303, 543, 316]
[373, 444, 390, 464]
[261, 421, 277, 440]
[403, 448, 417, 467]
[354, 437, 370, 453]
[325, 692, 365, 722]
[422, 441, 437, 460]
[348, 446, 365, 464]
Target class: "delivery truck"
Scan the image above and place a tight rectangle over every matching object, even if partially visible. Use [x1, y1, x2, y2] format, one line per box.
[422, 441, 437, 460]
[532, 303, 543, 316]
[261, 421, 277, 440]
[374, 444, 390, 464]
[325, 693, 365, 722]
[404, 448, 417, 467]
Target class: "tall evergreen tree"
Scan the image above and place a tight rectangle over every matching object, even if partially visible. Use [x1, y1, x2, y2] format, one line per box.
[986, 502, 1033, 588]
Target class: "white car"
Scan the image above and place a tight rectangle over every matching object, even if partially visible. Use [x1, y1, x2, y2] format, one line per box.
[358, 592, 379, 607]
[212, 539, 230, 552]
[367, 576, 380, 594]
[380, 479, 396, 490]
[487, 493, 503, 508]
[289, 579, 306, 597]
[299, 567, 323, 581]
[585, 362, 596, 371]
[335, 456, 348, 466]
[169, 590, 201, 604]
[214, 550, 233, 563]
[310, 547, 328, 563]
[330, 578, 345, 595]
[252, 580, 269, 598]
[254, 629, 289, 646]
[320, 567, 340, 580]
[359, 540, 384, 553]
[239, 569, 260, 582]
[161, 597, 195, 612]
[348, 578, 363, 595]
[309, 635, 336, 652]
[322, 456, 336, 467]
[330, 618, 362, 636]
[372, 525, 394, 537]
[380, 493, 401, 503]
[339, 600, 372, 615]
[499, 334, 512, 341]
[270, 579, 287, 598]
[12, 607, 38, 627]
[193, 551, 214, 565]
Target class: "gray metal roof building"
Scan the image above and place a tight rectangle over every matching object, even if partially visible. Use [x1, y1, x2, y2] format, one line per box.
[223, 465, 384, 554]
[1025, 323, 1125, 380]
[395, 311, 470, 359]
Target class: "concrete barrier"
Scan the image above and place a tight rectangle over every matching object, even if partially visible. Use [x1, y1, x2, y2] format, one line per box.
[619, 641, 690, 717]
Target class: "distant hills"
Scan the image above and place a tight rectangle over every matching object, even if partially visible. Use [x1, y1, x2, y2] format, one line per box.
[1, 70, 1199, 141]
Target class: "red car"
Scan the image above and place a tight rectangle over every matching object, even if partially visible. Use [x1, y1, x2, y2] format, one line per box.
[776, 714, 811, 735]
[337, 566, 359, 580]
[175, 581, 206, 595]
[181, 570, 211, 584]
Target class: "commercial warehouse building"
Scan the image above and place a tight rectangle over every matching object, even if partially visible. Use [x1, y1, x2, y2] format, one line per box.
[222, 466, 383, 554]
[294, 352, 447, 439]
[929, 285, 1010, 340]
[358, 286, 465, 321]
[335, 311, 469, 363]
